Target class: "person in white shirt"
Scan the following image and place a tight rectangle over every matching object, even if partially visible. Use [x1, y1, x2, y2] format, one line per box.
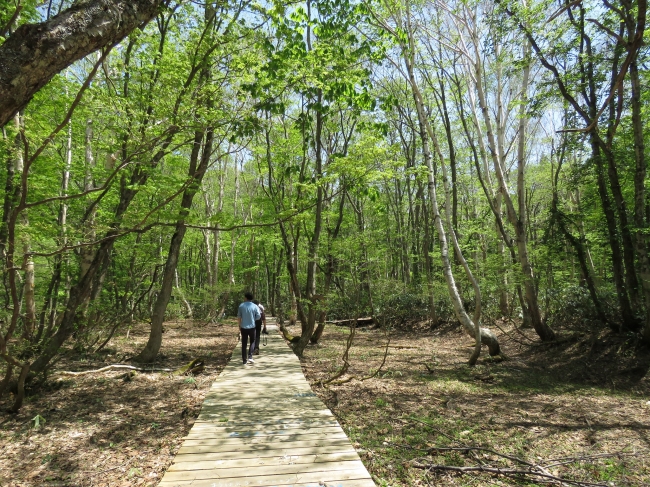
[252, 300, 267, 355]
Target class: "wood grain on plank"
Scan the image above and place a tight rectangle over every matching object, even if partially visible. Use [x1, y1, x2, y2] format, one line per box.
[172, 445, 360, 462]
[160, 466, 372, 486]
[168, 451, 362, 471]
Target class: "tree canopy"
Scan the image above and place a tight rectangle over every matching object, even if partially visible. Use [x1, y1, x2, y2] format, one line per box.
[0, 0, 648, 412]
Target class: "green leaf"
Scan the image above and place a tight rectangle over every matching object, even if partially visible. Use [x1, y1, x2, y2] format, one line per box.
[31, 415, 46, 429]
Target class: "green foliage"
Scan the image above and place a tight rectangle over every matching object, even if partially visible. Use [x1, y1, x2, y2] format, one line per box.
[2, 0, 650, 413]
[31, 415, 46, 429]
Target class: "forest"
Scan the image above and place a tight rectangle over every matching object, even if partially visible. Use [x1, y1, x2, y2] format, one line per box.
[0, 0, 649, 486]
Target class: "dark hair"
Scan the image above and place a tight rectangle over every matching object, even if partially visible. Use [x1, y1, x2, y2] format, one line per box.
[244, 292, 254, 301]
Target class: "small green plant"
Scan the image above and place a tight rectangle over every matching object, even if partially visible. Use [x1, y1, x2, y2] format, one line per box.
[598, 459, 627, 481]
[375, 398, 388, 408]
[184, 376, 196, 384]
[128, 467, 142, 478]
[151, 422, 160, 430]
[31, 414, 46, 429]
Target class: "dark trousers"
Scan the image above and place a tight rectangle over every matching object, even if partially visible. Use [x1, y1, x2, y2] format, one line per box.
[240, 327, 256, 363]
[254, 319, 262, 352]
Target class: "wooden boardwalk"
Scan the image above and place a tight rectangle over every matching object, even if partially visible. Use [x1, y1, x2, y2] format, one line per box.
[158, 324, 375, 487]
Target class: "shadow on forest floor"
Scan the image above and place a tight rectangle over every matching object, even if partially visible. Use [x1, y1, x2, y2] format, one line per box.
[296, 319, 650, 487]
[2, 317, 648, 487]
[0, 319, 238, 487]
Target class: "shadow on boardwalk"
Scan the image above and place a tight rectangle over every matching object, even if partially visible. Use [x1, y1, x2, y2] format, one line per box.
[158, 323, 376, 487]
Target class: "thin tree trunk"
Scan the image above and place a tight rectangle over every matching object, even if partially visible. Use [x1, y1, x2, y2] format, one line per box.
[551, 142, 609, 327]
[470, 34, 554, 341]
[311, 184, 346, 344]
[135, 126, 213, 362]
[80, 119, 96, 280]
[175, 269, 193, 318]
[628, 52, 650, 340]
[591, 136, 635, 329]
[513, 39, 549, 338]
[420, 180, 439, 327]
[398, 23, 499, 361]
[293, 86, 324, 356]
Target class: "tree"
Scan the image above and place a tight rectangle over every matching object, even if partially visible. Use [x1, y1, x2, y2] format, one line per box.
[0, 0, 165, 128]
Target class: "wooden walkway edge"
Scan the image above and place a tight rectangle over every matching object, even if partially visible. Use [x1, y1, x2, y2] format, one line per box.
[158, 323, 376, 487]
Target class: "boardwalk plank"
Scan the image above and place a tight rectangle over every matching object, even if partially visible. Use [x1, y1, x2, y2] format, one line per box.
[191, 418, 340, 428]
[178, 438, 352, 454]
[164, 460, 365, 479]
[172, 445, 359, 462]
[160, 479, 375, 487]
[159, 466, 373, 487]
[168, 452, 362, 471]
[185, 425, 346, 439]
[182, 431, 349, 445]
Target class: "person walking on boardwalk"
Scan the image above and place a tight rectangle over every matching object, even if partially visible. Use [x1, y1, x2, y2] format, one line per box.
[237, 292, 261, 365]
[252, 300, 267, 355]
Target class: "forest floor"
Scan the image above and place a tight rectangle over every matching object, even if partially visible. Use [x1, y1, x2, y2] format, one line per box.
[290, 320, 650, 487]
[0, 319, 238, 487]
[1, 318, 649, 487]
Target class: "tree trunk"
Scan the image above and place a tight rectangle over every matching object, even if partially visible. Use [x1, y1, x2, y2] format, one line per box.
[134, 127, 213, 362]
[311, 185, 346, 344]
[471, 36, 554, 341]
[80, 119, 96, 280]
[514, 40, 551, 339]
[628, 55, 650, 341]
[292, 91, 324, 356]
[175, 269, 193, 318]
[551, 153, 609, 327]
[590, 136, 635, 329]
[420, 181, 439, 327]
[0, 114, 19, 262]
[21, 213, 35, 339]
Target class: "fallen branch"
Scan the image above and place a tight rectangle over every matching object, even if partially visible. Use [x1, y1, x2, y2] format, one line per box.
[54, 364, 172, 376]
[321, 316, 357, 386]
[320, 318, 392, 387]
[412, 462, 607, 487]
[171, 358, 205, 376]
[397, 417, 456, 441]
[387, 437, 619, 487]
[360, 334, 391, 381]
[327, 375, 355, 386]
[544, 451, 642, 468]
